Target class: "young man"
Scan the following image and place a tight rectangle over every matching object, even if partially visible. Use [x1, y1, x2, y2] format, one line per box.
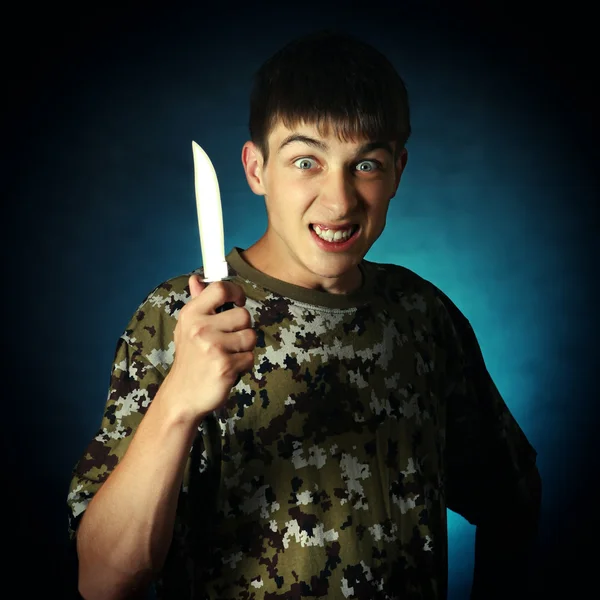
[68, 30, 541, 600]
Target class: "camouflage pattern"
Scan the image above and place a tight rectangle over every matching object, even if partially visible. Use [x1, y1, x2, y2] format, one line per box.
[67, 247, 537, 599]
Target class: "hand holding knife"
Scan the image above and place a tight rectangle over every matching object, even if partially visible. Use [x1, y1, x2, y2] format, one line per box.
[156, 141, 256, 419]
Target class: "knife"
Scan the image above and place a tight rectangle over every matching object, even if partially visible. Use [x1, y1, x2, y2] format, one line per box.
[192, 141, 234, 311]
[192, 140, 231, 282]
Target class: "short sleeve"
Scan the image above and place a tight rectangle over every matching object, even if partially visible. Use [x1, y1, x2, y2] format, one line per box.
[436, 291, 538, 526]
[66, 336, 164, 540]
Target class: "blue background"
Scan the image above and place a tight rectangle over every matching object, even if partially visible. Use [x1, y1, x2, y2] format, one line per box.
[5, 2, 598, 598]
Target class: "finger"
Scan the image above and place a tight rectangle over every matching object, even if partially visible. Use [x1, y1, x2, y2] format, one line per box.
[212, 306, 252, 333]
[230, 328, 257, 353]
[189, 275, 207, 299]
[199, 281, 247, 313]
[206, 324, 256, 354]
[231, 349, 256, 375]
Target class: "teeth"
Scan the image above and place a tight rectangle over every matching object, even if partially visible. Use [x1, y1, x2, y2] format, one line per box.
[313, 225, 354, 242]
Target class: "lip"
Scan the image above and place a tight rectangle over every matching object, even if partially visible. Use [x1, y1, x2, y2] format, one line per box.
[309, 224, 360, 252]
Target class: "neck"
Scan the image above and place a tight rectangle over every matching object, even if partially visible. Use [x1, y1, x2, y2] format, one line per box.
[240, 237, 363, 295]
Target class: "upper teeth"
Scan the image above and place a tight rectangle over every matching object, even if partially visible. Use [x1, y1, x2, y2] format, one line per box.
[314, 225, 354, 242]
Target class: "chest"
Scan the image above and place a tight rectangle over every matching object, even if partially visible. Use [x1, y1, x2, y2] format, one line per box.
[212, 302, 444, 478]
[182, 301, 449, 574]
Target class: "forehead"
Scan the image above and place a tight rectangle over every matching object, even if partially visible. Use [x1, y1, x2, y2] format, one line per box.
[267, 118, 380, 150]
[266, 119, 397, 161]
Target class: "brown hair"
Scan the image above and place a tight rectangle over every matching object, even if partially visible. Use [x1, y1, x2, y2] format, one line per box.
[248, 29, 411, 165]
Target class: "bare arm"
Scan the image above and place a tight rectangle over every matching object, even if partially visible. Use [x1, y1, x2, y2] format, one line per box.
[76, 395, 198, 600]
[76, 277, 256, 600]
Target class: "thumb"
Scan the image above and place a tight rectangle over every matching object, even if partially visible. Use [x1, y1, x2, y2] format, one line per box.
[188, 274, 207, 299]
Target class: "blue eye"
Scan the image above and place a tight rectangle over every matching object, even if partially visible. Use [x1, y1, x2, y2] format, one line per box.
[356, 160, 379, 172]
[294, 158, 315, 170]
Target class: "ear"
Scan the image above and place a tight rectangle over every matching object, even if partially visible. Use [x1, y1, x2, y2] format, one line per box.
[393, 147, 408, 190]
[241, 141, 267, 196]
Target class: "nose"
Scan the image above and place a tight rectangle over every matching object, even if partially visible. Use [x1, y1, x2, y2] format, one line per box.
[319, 168, 359, 219]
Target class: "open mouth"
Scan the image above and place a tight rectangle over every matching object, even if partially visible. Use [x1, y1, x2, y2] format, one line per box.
[310, 224, 360, 243]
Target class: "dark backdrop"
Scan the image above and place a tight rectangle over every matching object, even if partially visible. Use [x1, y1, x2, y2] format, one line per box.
[5, 1, 598, 598]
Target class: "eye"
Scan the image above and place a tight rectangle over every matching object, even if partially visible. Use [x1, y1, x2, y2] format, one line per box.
[293, 158, 316, 170]
[355, 160, 380, 173]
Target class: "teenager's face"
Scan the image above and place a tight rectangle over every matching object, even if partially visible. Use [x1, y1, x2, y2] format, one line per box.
[241, 120, 408, 294]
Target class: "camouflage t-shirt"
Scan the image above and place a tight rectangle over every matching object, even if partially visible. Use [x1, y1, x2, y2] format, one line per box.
[67, 247, 537, 600]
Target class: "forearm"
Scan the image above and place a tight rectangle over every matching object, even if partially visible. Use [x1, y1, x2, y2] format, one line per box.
[76, 392, 199, 600]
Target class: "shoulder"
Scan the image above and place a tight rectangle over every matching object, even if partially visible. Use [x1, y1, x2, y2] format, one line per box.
[363, 259, 462, 319]
[125, 268, 202, 327]
[117, 269, 201, 372]
[136, 273, 194, 317]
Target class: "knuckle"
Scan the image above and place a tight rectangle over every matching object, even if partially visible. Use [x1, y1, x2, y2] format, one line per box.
[244, 328, 258, 347]
[178, 302, 192, 322]
[228, 282, 245, 302]
[243, 352, 255, 371]
[201, 335, 223, 355]
[235, 307, 252, 328]
[212, 281, 230, 303]
[241, 308, 252, 328]
[192, 321, 211, 339]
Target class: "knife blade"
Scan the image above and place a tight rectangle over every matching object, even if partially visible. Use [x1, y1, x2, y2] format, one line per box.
[192, 140, 230, 283]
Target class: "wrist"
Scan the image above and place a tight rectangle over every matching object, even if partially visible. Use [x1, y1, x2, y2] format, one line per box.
[148, 386, 203, 443]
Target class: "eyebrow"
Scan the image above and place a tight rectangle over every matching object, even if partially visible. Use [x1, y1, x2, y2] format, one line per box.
[277, 134, 394, 157]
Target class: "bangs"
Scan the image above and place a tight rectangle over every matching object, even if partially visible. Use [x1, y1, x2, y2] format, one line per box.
[272, 111, 401, 146]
